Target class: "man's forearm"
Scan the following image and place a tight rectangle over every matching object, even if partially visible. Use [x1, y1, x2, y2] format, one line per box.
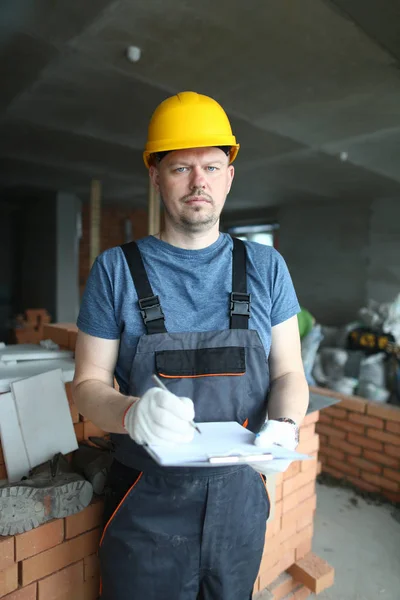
[72, 380, 137, 434]
[267, 371, 309, 425]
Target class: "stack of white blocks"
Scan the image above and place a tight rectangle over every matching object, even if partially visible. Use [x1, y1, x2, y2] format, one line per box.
[0, 344, 77, 482]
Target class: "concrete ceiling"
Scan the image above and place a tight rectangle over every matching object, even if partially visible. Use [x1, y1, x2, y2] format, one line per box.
[0, 0, 400, 214]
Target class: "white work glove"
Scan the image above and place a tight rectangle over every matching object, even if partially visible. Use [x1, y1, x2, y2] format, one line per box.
[249, 419, 299, 476]
[123, 387, 195, 446]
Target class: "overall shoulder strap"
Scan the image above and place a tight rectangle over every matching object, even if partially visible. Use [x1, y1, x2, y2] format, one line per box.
[120, 242, 167, 335]
[230, 237, 251, 329]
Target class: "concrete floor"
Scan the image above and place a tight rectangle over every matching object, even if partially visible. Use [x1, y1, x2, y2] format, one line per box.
[311, 482, 400, 600]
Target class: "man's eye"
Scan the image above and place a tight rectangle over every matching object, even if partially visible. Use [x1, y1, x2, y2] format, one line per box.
[206, 166, 218, 172]
[175, 167, 188, 173]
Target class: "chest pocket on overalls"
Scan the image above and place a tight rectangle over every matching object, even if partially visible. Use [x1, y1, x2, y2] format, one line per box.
[154, 345, 250, 424]
[155, 346, 246, 379]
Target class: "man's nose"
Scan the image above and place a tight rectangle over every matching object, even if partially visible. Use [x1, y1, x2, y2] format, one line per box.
[190, 167, 206, 189]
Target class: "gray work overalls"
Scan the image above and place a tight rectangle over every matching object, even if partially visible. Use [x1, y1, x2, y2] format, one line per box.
[99, 237, 271, 600]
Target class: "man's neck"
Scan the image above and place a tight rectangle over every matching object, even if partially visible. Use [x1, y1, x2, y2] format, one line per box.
[158, 224, 220, 250]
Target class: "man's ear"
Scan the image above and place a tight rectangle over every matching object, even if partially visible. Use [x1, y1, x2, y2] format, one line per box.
[149, 165, 160, 192]
[227, 165, 235, 194]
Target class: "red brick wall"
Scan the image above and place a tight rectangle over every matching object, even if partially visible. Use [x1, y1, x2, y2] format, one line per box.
[79, 206, 149, 294]
[254, 411, 321, 593]
[0, 503, 103, 599]
[313, 386, 400, 502]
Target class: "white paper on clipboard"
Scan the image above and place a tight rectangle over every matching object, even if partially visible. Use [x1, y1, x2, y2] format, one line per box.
[144, 421, 311, 468]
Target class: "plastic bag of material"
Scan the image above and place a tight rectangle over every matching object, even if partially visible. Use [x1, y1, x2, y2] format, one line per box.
[313, 348, 359, 395]
[319, 348, 349, 380]
[329, 377, 358, 396]
[312, 354, 327, 385]
[359, 301, 387, 330]
[357, 382, 390, 403]
[359, 353, 387, 388]
[359, 294, 400, 344]
[357, 353, 389, 403]
[312, 347, 358, 393]
[383, 293, 400, 344]
[301, 325, 324, 385]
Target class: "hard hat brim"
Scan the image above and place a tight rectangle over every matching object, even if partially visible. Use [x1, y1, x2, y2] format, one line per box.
[143, 140, 240, 169]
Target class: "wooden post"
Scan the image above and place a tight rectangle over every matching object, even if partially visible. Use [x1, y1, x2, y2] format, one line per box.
[90, 179, 101, 267]
[148, 181, 161, 235]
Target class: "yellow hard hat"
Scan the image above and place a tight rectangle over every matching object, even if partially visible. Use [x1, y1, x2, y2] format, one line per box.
[143, 91, 240, 168]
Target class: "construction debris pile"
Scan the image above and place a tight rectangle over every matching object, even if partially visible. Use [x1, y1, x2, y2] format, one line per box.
[0, 339, 112, 538]
[301, 294, 400, 405]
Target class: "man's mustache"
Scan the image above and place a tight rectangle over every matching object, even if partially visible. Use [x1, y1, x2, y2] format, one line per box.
[182, 190, 213, 203]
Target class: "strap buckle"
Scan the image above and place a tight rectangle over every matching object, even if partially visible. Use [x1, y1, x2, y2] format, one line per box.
[139, 295, 165, 324]
[230, 292, 251, 318]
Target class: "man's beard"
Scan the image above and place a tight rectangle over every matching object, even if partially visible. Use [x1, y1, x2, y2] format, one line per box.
[179, 210, 218, 232]
[162, 190, 220, 233]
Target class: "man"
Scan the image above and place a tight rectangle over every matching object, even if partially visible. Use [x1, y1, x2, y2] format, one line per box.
[72, 91, 309, 600]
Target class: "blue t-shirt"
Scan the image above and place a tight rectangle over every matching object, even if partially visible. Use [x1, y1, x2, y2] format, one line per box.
[77, 233, 300, 394]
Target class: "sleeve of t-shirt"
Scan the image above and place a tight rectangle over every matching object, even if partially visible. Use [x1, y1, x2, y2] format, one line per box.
[77, 256, 120, 339]
[271, 250, 300, 327]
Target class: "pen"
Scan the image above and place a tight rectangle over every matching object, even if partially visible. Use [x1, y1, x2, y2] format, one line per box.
[152, 374, 202, 435]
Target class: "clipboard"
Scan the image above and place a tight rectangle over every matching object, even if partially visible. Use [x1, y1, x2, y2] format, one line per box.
[144, 421, 311, 467]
